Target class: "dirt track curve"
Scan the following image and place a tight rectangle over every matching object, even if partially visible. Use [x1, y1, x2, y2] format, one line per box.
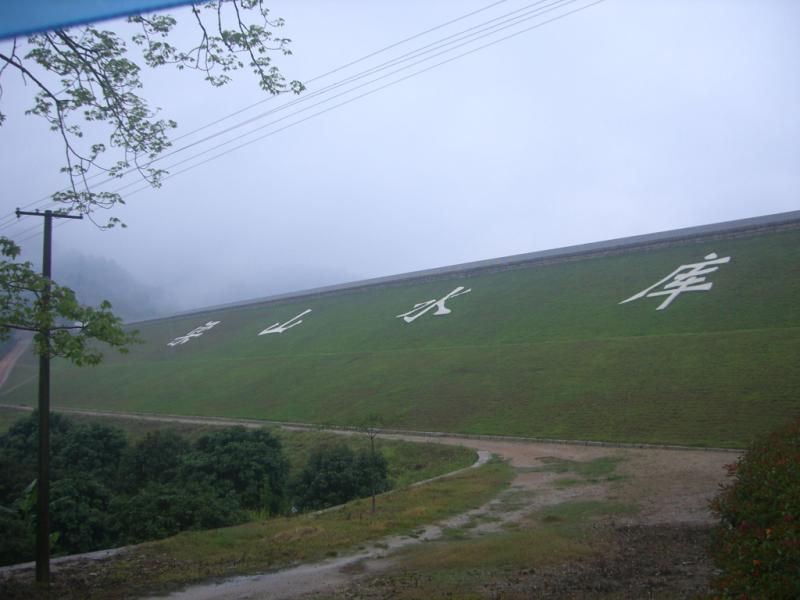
[0, 407, 737, 599]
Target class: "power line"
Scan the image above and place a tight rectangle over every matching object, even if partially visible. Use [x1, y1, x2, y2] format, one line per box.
[1, 0, 554, 227]
[104, 0, 579, 197]
[118, 0, 608, 199]
[6, 0, 608, 231]
[0, 0, 515, 228]
[146, 0, 566, 164]
[165, 0, 515, 144]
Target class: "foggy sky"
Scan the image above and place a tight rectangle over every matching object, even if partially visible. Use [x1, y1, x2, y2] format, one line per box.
[0, 0, 798, 316]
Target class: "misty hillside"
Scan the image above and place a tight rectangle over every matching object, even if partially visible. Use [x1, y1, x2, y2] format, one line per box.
[3, 220, 799, 448]
[54, 252, 171, 322]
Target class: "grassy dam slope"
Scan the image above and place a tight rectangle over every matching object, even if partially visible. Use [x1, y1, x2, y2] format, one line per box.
[3, 216, 800, 448]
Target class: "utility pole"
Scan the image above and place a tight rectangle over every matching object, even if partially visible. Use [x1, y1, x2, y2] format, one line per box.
[15, 208, 82, 585]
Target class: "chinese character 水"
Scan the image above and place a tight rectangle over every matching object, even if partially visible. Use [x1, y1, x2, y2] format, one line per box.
[396, 286, 472, 323]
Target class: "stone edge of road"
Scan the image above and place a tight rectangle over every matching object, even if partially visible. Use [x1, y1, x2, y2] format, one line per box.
[0, 403, 743, 453]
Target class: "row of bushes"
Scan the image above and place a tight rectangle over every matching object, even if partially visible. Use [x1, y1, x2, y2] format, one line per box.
[709, 416, 799, 599]
[0, 413, 388, 565]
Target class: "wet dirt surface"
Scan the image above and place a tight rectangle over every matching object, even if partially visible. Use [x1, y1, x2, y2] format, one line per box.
[289, 438, 733, 600]
[0, 411, 737, 599]
[147, 430, 734, 599]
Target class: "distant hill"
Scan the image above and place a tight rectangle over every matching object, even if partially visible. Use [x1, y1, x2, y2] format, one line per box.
[3, 212, 799, 448]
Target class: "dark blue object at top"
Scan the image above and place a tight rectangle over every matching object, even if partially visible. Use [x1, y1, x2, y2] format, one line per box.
[0, 0, 192, 39]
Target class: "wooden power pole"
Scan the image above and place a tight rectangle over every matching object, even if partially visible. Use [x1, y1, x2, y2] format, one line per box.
[15, 208, 82, 584]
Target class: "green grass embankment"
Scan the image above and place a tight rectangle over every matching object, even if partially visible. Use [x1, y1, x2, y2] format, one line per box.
[2, 228, 799, 448]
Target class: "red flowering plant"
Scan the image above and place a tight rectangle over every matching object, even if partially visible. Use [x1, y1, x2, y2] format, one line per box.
[708, 417, 800, 599]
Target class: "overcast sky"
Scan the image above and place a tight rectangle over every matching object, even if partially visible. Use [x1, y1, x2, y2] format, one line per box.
[0, 0, 798, 316]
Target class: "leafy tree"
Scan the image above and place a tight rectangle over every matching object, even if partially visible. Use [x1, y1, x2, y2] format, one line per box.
[183, 427, 288, 514]
[0, 480, 37, 565]
[0, 411, 74, 504]
[0, 415, 127, 561]
[49, 477, 113, 554]
[356, 447, 390, 500]
[0, 510, 35, 566]
[108, 482, 246, 545]
[293, 444, 361, 511]
[0, 1, 303, 362]
[0, 415, 297, 565]
[0, 238, 138, 365]
[358, 414, 385, 513]
[293, 443, 390, 512]
[120, 429, 191, 492]
[52, 422, 127, 482]
[0, 8, 302, 570]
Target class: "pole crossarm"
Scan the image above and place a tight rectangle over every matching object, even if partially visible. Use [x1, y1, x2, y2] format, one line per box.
[12, 208, 82, 585]
[16, 208, 83, 220]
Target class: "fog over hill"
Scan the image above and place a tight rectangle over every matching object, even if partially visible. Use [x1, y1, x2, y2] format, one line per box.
[2, 2, 797, 317]
[16, 248, 360, 322]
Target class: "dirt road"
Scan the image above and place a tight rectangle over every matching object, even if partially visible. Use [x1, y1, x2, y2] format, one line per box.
[150, 434, 734, 600]
[0, 407, 738, 599]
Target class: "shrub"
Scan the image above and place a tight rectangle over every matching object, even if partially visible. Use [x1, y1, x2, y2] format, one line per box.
[0, 415, 290, 564]
[108, 482, 247, 544]
[709, 417, 800, 599]
[50, 477, 113, 554]
[0, 511, 34, 566]
[52, 422, 127, 482]
[183, 427, 288, 514]
[121, 429, 191, 492]
[293, 443, 389, 511]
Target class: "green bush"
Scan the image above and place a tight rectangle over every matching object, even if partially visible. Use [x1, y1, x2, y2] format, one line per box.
[108, 482, 247, 545]
[0, 511, 34, 566]
[0, 414, 291, 565]
[183, 427, 288, 514]
[709, 417, 800, 599]
[121, 429, 191, 492]
[293, 443, 389, 511]
[50, 477, 113, 554]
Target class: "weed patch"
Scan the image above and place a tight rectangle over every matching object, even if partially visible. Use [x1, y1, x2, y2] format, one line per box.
[532, 455, 628, 488]
[94, 457, 514, 596]
[374, 499, 637, 598]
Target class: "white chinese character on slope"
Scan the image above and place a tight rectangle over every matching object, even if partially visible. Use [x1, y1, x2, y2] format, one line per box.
[258, 309, 312, 335]
[167, 321, 221, 346]
[620, 253, 731, 311]
[396, 286, 472, 323]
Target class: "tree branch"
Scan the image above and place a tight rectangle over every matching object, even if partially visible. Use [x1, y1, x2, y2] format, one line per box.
[0, 51, 60, 104]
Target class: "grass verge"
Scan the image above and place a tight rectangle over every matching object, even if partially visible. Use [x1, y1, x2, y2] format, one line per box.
[533, 455, 628, 485]
[0, 456, 513, 599]
[334, 500, 635, 600]
[0, 407, 477, 490]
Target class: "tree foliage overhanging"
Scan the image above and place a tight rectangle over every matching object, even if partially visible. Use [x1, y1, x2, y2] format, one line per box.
[0, 238, 139, 363]
[0, 0, 303, 227]
[0, 1, 304, 364]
